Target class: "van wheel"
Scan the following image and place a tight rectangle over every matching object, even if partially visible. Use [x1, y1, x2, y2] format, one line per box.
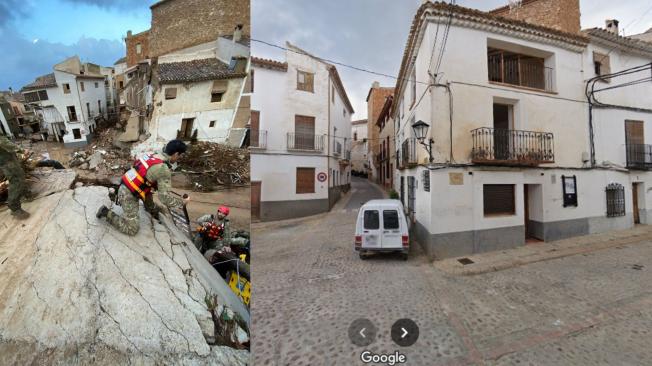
[359, 252, 368, 260]
[401, 253, 408, 261]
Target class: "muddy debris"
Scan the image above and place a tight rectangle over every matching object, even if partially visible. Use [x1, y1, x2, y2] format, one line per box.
[178, 141, 250, 192]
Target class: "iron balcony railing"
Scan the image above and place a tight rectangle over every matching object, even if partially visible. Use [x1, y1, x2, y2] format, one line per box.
[287, 132, 324, 152]
[626, 144, 652, 169]
[488, 51, 554, 92]
[400, 138, 417, 168]
[471, 127, 554, 165]
[250, 129, 267, 149]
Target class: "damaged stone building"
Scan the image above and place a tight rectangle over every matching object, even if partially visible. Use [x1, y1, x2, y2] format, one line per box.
[117, 0, 251, 148]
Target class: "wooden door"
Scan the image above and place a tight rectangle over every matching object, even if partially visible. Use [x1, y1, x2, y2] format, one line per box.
[251, 181, 261, 220]
[493, 104, 510, 160]
[633, 183, 640, 224]
[250, 111, 260, 147]
[180, 118, 194, 139]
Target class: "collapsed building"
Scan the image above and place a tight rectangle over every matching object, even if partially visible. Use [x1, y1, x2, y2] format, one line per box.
[116, 0, 252, 150]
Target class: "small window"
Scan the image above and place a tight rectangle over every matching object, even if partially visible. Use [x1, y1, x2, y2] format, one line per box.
[80, 82, 85, 92]
[209, 120, 216, 128]
[63, 83, 71, 94]
[95, 82, 99, 88]
[136, 43, 142, 54]
[483, 184, 515, 216]
[331, 85, 335, 103]
[67, 106, 77, 122]
[423, 170, 430, 192]
[363, 210, 380, 230]
[165, 88, 177, 100]
[383, 210, 400, 229]
[593, 51, 611, 81]
[354, 132, 357, 141]
[343, 108, 346, 117]
[296, 167, 315, 194]
[119, 81, 124, 89]
[606, 183, 625, 217]
[211, 92, 224, 103]
[38, 90, 48, 101]
[297, 70, 314, 92]
[72, 128, 81, 139]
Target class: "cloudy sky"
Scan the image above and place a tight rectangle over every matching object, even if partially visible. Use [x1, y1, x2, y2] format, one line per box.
[253, 0, 652, 120]
[0, 0, 155, 91]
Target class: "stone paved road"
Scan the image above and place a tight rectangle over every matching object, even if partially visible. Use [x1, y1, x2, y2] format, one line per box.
[252, 177, 652, 365]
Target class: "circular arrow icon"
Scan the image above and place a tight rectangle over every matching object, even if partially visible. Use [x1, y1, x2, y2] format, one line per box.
[348, 318, 377, 347]
[391, 319, 419, 347]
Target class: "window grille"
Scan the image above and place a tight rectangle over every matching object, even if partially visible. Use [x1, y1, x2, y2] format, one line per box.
[606, 183, 625, 217]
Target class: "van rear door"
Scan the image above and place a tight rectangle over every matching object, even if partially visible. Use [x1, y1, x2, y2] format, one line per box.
[381, 208, 403, 249]
[362, 209, 382, 249]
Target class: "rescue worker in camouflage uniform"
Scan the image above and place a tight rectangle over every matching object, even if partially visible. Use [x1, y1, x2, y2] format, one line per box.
[194, 205, 247, 255]
[0, 135, 30, 219]
[96, 140, 190, 235]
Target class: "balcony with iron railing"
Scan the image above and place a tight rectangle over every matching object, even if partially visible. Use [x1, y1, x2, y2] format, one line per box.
[250, 129, 267, 149]
[287, 132, 325, 152]
[488, 49, 554, 92]
[399, 138, 417, 169]
[626, 144, 652, 169]
[471, 127, 554, 166]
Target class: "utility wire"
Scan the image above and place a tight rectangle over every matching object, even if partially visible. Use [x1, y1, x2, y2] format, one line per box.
[252, 39, 431, 86]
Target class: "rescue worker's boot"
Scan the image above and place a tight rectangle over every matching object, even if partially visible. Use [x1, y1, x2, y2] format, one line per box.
[11, 208, 30, 220]
[96, 205, 109, 219]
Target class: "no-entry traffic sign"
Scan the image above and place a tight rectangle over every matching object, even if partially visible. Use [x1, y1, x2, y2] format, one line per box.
[317, 172, 327, 182]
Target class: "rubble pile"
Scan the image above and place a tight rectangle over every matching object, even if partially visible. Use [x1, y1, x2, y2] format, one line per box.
[68, 128, 133, 175]
[178, 141, 250, 191]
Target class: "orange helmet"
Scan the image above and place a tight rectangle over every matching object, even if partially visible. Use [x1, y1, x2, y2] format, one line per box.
[217, 205, 230, 216]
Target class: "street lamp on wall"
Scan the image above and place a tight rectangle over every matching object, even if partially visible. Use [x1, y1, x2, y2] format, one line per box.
[412, 119, 434, 163]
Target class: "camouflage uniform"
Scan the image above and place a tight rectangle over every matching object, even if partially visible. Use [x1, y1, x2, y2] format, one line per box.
[0, 136, 27, 212]
[106, 152, 183, 236]
[194, 214, 247, 253]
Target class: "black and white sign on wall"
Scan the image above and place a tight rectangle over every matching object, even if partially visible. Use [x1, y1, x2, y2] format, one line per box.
[562, 175, 578, 207]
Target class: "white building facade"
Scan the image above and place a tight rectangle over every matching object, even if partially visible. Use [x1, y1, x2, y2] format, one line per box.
[250, 43, 354, 221]
[351, 119, 369, 174]
[21, 56, 109, 147]
[147, 36, 250, 145]
[393, 2, 652, 259]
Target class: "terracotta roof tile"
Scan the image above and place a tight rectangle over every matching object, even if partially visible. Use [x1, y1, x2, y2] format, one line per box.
[159, 58, 247, 84]
[251, 56, 288, 71]
[22, 73, 57, 91]
[583, 27, 652, 56]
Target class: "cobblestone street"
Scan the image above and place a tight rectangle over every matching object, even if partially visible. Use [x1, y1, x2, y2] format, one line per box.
[252, 177, 652, 365]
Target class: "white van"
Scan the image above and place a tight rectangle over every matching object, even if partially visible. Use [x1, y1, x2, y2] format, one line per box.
[354, 199, 410, 260]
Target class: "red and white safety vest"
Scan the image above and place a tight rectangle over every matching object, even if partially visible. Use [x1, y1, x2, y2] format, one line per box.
[122, 154, 164, 200]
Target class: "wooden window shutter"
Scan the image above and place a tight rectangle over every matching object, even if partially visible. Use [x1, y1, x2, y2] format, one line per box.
[593, 52, 611, 75]
[483, 184, 515, 215]
[296, 168, 315, 194]
[165, 87, 177, 99]
[625, 120, 644, 145]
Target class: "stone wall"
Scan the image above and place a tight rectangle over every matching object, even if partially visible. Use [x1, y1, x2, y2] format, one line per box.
[149, 0, 250, 58]
[126, 31, 150, 68]
[490, 0, 581, 34]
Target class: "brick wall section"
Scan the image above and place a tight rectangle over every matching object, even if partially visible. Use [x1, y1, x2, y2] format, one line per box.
[126, 31, 150, 68]
[366, 86, 394, 158]
[490, 0, 580, 34]
[149, 0, 250, 58]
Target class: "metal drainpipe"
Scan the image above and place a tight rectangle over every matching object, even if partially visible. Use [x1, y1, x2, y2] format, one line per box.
[327, 72, 331, 204]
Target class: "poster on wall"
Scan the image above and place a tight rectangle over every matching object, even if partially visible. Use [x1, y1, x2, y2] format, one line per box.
[562, 175, 578, 207]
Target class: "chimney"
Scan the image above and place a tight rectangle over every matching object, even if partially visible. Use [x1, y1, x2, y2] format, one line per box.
[372, 81, 380, 88]
[606, 19, 619, 35]
[127, 30, 132, 38]
[233, 24, 243, 43]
